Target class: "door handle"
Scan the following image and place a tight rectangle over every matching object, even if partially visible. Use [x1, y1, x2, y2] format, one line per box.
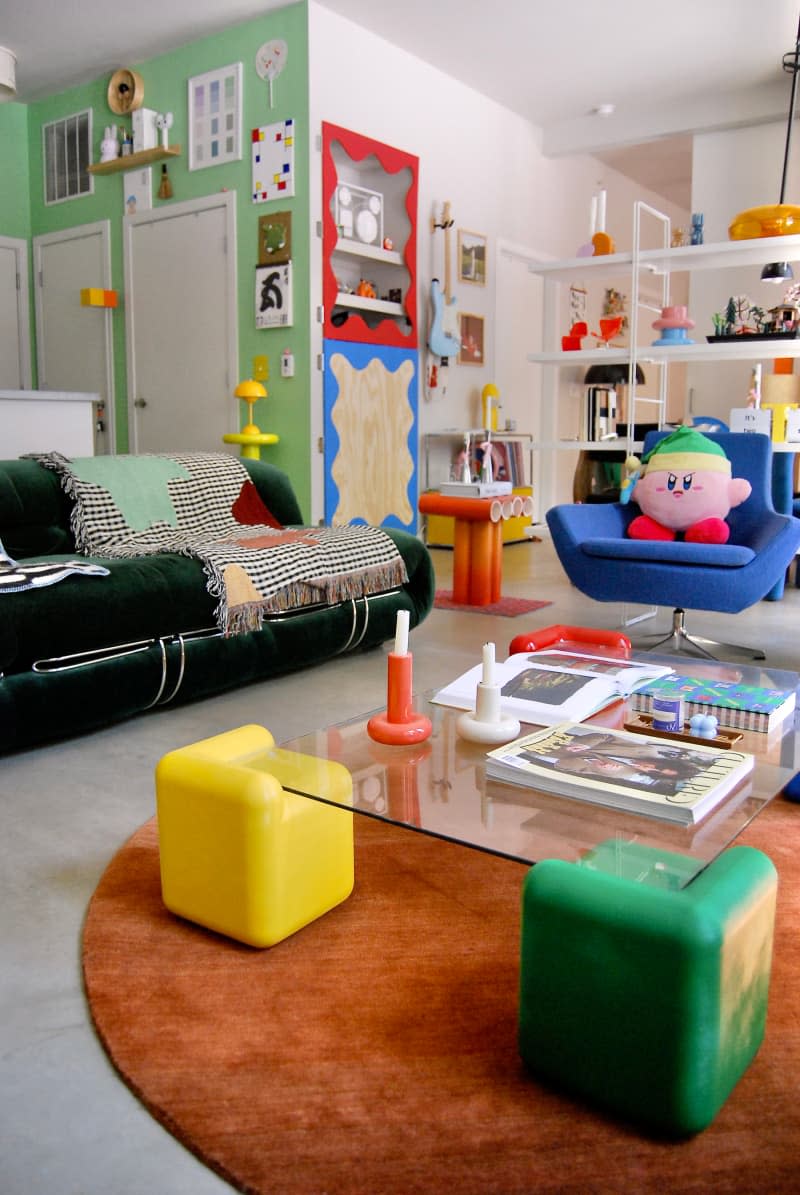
[134, 397, 148, 408]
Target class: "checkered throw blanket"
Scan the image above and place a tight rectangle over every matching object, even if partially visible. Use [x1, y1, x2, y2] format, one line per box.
[35, 452, 408, 635]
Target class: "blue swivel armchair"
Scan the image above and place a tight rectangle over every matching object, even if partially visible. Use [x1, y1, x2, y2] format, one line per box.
[546, 431, 800, 660]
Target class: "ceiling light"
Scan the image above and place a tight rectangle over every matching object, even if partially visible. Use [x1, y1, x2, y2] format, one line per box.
[0, 46, 16, 100]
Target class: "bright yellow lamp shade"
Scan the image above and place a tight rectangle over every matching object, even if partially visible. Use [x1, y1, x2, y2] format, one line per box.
[234, 377, 267, 435]
[728, 203, 800, 240]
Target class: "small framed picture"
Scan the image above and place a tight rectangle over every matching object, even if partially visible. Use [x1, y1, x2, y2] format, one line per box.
[255, 262, 293, 328]
[258, 211, 292, 265]
[458, 313, 484, 365]
[458, 229, 487, 286]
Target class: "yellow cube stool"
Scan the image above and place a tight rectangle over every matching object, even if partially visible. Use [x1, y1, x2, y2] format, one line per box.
[156, 724, 354, 947]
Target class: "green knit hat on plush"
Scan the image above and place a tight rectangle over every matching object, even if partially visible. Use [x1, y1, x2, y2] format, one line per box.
[641, 425, 731, 476]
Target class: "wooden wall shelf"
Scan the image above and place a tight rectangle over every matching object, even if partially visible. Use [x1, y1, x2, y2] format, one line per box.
[87, 146, 181, 175]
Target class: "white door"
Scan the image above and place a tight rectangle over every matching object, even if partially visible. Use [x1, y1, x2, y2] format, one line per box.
[0, 236, 32, 389]
[33, 221, 114, 451]
[124, 193, 238, 455]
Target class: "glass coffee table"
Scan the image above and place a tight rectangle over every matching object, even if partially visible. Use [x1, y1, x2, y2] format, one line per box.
[272, 650, 799, 891]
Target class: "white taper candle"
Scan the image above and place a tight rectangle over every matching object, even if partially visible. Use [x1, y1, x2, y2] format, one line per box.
[482, 641, 495, 686]
[597, 188, 607, 232]
[394, 609, 409, 656]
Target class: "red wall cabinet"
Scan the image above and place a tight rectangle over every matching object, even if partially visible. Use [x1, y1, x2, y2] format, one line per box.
[321, 122, 418, 348]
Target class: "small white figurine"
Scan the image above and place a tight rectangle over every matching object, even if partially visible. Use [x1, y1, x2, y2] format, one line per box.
[100, 126, 119, 162]
[155, 112, 174, 150]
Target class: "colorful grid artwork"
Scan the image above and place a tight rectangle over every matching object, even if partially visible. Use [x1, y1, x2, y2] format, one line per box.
[251, 119, 295, 203]
[188, 63, 243, 171]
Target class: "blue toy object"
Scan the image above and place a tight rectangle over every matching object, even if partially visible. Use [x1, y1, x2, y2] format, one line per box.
[689, 713, 719, 739]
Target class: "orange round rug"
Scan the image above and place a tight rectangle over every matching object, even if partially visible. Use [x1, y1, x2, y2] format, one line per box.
[83, 803, 800, 1194]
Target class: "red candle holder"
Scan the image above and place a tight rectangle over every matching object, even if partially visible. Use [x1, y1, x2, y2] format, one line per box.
[367, 651, 432, 746]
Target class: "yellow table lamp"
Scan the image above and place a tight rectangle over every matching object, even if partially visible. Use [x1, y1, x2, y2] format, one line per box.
[223, 378, 279, 459]
[236, 377, 266, 434]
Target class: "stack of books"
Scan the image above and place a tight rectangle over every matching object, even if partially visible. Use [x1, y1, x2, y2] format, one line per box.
[630, 675, 797, 734]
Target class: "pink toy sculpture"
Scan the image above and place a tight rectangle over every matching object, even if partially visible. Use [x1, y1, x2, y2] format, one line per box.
[623, 426, 751, 544]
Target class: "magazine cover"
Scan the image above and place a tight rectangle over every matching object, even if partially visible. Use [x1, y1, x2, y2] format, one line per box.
[432, 649, 672, 726]
[485, 722, 755, 824]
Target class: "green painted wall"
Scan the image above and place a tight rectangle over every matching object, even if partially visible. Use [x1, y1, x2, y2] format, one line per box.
[17, 1, 312, 512]
[0, 103, 31, 239]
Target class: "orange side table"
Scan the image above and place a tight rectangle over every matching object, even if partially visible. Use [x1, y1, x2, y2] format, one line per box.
[419, 492, 508, 605]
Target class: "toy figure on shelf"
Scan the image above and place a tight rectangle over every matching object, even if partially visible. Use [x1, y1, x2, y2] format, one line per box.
[691, 212, 704, 245]
[591, 316, 624, 347]
[651, 305, 694, 346]
[622, 426, 751, 544]
[562, 321, 587, 351]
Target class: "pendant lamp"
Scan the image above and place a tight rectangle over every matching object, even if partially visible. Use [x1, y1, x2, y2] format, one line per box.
[729, 14, 800, 282]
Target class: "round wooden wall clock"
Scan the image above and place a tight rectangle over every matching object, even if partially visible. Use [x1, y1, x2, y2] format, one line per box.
[107, 68, 145, 115]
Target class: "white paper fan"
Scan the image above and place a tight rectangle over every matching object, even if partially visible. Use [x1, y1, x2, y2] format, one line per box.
[255, 40, 288, 107]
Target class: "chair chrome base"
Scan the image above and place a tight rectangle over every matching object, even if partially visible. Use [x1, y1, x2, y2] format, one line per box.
[631, 607, 766, 662]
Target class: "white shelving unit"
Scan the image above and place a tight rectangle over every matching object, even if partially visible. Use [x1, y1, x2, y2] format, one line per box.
[525, 211, 800, 513]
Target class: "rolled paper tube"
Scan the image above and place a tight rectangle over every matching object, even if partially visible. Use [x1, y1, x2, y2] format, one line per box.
[522, 496, 535, 516]
[490, 499, 503, 523]
[394, 608, 409, 656]
[501, 499, 514, 520]
[512, 495, 523, 517]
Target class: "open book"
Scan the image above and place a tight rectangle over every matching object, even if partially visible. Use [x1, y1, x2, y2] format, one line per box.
[485, 722, 755, 825]
[432, 648, 673, 726]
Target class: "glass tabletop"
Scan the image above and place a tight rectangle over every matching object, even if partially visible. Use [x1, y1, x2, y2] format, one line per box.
[269, 650, 799, 891]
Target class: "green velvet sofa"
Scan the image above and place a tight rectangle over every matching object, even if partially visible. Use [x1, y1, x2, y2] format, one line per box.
[0, 456, 435, 753]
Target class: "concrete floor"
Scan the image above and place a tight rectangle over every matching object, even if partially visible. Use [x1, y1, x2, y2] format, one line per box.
[3, 534, 800, 1194]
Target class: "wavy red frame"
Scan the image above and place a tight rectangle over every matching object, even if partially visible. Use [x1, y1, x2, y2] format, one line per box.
[321, 121, 418, 348]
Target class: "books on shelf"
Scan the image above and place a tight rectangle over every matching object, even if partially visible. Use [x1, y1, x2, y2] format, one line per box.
[485, 722, 755, 825]
[432, 648, 673, 726]
[630, 674, 797, 733]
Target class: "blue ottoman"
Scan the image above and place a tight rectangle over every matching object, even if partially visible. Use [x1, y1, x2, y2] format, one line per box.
[519, 844, 777, 1135]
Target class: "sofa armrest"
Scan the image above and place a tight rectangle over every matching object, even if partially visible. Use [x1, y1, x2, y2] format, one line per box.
[242, 459, 304, 525]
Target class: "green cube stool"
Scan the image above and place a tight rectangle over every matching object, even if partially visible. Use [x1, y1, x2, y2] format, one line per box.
[519, 844, 777, 1135]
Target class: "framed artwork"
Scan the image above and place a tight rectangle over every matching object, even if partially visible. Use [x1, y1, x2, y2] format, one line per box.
[255, 262, 293, 328]
[188, 62, 243, 171]
[251, 118, 295, 203]
[123, 166, 152, 216]
[258, 211, 292, 265]
[458, 313, 484, 365]
[458, 230, 487, 286]
[569, 284, 588, 325]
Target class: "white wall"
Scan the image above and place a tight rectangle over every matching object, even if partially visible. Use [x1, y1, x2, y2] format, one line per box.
[308, 1, 690, 518]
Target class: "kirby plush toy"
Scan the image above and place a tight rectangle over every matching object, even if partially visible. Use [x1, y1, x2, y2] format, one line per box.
[624, 425, 751, 544]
